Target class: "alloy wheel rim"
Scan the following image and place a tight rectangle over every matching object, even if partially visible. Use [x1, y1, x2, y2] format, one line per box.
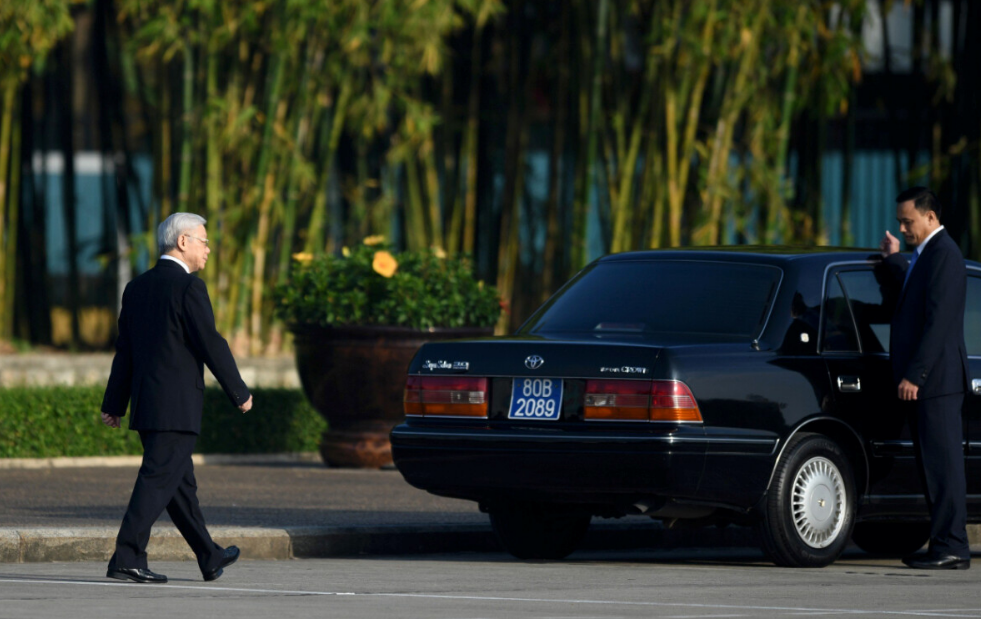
[791, 456, 846, 549]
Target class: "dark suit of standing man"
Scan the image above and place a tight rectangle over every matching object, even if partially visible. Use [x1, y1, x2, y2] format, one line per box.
[101, 212, 254, 583]
[879, 187, 971, 570]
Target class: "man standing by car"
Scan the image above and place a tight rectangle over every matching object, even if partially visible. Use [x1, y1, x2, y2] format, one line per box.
[101, 212, 254, 583]
[879, 187, 970, 570]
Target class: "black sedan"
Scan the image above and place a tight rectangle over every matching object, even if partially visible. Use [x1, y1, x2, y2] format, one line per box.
[391, 248, 981, 567]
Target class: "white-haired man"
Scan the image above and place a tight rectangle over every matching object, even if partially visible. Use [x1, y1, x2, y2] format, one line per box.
[101, 212, 253, 583]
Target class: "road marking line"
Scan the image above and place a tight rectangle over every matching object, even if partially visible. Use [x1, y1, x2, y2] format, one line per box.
[0, 578, 977, 618]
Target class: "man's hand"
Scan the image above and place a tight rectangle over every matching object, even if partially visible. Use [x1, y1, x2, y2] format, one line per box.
[238, 395, 253, 413]
[898, 378, 919, 401]
[880, 230, 900, 257]
[101, 412, 121, 428]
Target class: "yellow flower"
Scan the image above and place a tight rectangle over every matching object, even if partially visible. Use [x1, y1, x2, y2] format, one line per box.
[342, 246, 351, 258]
[363, 235, 386, 246]
[372, 251, 398, 278]
[291, 252, 313, 264]
[431, 246, 447, 259]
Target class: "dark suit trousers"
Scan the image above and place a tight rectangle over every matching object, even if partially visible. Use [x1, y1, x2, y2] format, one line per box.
[112, 431, 223, 572]
[911, 394, 970, 559]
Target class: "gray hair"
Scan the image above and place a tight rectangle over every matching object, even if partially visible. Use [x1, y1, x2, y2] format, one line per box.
[158, 212, 207, 253]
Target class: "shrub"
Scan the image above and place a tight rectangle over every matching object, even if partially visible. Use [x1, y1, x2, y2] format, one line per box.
[274, 238, 502, 330]
[0, 387, 326, 458]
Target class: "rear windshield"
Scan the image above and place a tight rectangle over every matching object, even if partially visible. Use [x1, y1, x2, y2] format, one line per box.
[522, 260, 781, 339]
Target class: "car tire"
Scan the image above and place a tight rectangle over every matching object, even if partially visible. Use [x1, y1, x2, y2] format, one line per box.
[757, 432, 856, 567]
[851, 522, 930, 556]
[489, 503, 591, 560]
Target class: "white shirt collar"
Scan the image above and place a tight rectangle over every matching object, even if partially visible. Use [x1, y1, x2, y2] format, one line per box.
[914, 225, 944, 256]
[160, 255, 190, 273]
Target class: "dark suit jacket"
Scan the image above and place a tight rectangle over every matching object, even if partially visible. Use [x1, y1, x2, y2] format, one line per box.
[882, 228, 969, 399]
[101, 259, 250, 434]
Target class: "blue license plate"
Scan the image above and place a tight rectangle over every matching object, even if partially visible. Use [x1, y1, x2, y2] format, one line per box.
[508, 378, 563, 421]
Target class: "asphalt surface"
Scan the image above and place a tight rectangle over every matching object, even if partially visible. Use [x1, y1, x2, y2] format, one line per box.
[2, 461, 760, 564]
[0, 551, 978, 619]
[0, 463, 485, 528]
[1, 460, 977, 567]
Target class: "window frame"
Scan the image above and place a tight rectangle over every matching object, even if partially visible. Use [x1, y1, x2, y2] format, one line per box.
[818, 260, 879, 357]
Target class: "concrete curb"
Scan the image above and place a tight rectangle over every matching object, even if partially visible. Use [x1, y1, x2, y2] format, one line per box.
[0, 453, 322, 470]
[0, 523, 762, 564]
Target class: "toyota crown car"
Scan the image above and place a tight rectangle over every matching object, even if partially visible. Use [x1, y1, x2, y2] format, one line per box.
[391, 248, 981, 567]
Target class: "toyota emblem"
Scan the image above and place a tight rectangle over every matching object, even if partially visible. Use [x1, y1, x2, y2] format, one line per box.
[524, 355, 544, 370]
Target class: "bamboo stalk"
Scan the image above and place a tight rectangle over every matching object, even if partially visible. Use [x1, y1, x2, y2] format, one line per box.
[0, 86, 14, 337]
[6, 95, 22, 340]
[571, 0, 609, 269]
[541, 1, 569, 301]
[177, 41, 194, 213]
[461, 22, 484, 257]
[404, 152, 428, 250]
[423, 135, 444, 250]
[159, 60, 172, 226]
[204, 25, 222, 302]
[699, 3, 765, 246]
[768, 4, 806, 243]
[304, 80, 351, 254]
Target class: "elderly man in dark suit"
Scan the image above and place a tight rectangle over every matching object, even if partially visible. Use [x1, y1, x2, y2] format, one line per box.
[101, 212, 254, 583]
[879, 187, 971, 570]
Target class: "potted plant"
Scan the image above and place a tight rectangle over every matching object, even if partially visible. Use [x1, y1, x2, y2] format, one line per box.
[274, 237, 501, 468]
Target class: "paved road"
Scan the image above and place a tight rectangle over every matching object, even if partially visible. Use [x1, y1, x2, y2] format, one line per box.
[0, 464, 484, 528]
[0, 550, 977, 619]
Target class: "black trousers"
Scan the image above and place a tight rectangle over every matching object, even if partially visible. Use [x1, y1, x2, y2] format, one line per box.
[111, 431, 223, 572]
[911, 393, 970, 559]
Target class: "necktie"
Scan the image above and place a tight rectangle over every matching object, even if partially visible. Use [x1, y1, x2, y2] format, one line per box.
[902, 251, 919, 289]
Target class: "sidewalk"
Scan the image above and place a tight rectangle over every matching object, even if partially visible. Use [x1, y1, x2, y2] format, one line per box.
[0, 457, 762, 563]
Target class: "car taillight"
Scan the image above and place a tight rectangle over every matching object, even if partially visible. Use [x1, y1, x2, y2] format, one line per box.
[403, 376, 489, 418]
[583, 379, 702, 422]
[584, 379, 650, 421]
[649, 380, 702, 422]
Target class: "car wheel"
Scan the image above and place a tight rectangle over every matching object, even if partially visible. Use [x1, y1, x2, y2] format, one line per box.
[851, 522, 930, 556]
[757, 432, 856, 567]
[489, 503, 591, 560]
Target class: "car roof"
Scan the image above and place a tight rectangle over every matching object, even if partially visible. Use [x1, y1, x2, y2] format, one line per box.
[599, 246, 981, 270]
[598, 246, 882, 266]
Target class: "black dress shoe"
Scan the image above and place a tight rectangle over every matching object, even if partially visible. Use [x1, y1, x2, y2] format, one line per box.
[107, 567, 168, 583]
[203, 545, 240, 581]
[902, 553, 970, 570]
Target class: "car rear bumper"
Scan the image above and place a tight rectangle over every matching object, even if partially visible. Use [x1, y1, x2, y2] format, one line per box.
[391, 422, 709, 506]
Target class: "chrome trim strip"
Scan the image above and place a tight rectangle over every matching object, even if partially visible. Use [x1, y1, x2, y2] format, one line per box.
[756, 267, 785, 343]
[872, 440, 974, 449]
[583, 418, 704, 425]
[423, 415, 490, 420]
[393, 428, 775, 445]
[817, 259, 880, 355]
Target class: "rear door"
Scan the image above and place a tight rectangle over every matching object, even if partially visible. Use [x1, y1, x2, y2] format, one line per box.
[964, 268, 981, 508]
[820, 264, 925, 514]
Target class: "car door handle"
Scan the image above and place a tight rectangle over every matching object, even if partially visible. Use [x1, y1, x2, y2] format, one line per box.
[973, 379, 981, 395]
[837, 376, 861, 393]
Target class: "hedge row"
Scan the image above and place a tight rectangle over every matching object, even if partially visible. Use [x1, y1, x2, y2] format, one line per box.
[0, 386, 327, 458]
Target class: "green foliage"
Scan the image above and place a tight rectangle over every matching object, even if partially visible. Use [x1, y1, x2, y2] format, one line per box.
[0, 0, 73, 89]
[0, 386, 326, 458]
[274, 239, 502, 330]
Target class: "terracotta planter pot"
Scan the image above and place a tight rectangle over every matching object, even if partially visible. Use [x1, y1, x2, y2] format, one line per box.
[291, 324, 493, 468]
